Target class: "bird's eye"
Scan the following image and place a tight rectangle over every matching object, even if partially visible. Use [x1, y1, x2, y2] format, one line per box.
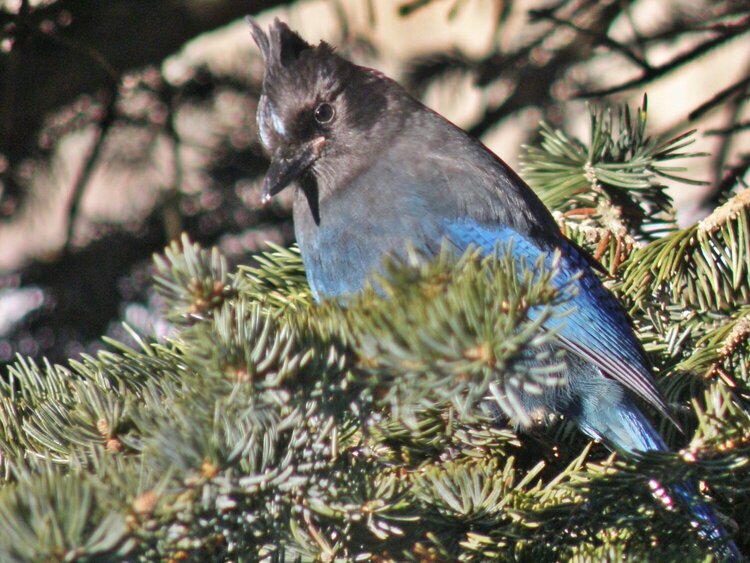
[314, 103, 335, 124]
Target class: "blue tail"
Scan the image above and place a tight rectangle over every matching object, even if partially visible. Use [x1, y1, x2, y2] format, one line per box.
[577, 390, 741, 561]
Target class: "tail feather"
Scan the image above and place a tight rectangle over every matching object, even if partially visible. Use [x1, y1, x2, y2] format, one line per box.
[578, 394, 740, 561]
[672, 480, 740, 561]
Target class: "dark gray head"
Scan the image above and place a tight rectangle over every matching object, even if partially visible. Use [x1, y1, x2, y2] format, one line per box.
[248, 18, 408, 202]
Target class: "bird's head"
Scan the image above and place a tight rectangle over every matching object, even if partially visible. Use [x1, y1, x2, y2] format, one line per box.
[248, 18, 398, 203]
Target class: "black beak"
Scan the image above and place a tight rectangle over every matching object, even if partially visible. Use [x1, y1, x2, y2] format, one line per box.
[261, 136, 326, 204]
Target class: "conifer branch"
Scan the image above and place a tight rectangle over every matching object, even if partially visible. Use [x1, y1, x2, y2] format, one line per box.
[521, 98, 705, 243]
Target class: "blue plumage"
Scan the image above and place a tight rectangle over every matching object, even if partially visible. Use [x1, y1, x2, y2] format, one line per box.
[249, 18, 739, 559]
[443, 219, 675, 425]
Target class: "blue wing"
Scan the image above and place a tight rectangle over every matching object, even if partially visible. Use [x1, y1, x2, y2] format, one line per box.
[443, 219, 671, 420]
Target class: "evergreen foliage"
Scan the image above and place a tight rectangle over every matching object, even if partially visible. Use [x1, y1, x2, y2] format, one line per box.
[0, 97, 748, 561]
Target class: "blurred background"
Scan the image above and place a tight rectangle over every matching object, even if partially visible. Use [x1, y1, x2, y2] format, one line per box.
[0, 0, 748, 367]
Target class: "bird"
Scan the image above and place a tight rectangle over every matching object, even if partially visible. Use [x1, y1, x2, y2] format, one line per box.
[248, 18, 740, 559]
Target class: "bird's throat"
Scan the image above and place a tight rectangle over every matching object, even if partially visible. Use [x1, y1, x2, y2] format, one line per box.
[298, 175, 321, 226]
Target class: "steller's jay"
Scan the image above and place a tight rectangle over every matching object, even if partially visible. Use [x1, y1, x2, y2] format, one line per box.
[248, 18, 740, 559]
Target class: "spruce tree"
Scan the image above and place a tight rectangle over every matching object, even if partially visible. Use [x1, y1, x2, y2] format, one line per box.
[1, 1, 749, 561]
[0, 97, 748, 560]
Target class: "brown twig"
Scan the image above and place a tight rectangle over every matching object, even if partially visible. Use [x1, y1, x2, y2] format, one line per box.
[64, 87, 118, 250]
[578, 16, 750, 98]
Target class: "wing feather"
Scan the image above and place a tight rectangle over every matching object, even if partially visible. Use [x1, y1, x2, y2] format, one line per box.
[443, 220, 674, 423]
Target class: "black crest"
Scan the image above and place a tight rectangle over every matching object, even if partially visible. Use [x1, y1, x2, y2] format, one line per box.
[246, 17, 314, 71]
